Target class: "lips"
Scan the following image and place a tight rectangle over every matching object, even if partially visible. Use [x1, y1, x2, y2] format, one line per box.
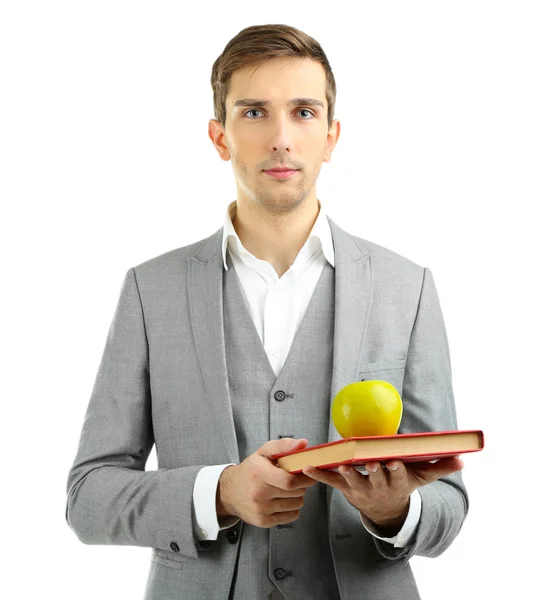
[264, 169, 299, 179]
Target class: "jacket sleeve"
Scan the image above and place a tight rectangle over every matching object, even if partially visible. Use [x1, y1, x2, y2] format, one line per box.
[65, 267, 212, 559]
[372, 266, 469, 565]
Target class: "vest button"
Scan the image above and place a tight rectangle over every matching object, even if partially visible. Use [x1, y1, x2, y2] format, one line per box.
[226, 529, 238, 544]
[274, 390, 286, 401]
[274, 568, 287, 580]
[170, 542, 179, 552]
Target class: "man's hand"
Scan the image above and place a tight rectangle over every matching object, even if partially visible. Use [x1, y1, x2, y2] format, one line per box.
[217, 438, 318, 529]
[302, 457, 464, 536]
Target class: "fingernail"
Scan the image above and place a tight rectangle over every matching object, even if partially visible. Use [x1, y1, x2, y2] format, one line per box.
[389, 465, 398, 471]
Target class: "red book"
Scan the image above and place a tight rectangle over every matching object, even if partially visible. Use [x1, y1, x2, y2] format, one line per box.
[271, 429, 484, 474]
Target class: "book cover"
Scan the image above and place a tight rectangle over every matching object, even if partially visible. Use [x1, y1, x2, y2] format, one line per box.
[271, 429, 484, 474]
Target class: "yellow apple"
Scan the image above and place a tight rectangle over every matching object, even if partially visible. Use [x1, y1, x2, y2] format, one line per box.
[331, 380, 403, 438]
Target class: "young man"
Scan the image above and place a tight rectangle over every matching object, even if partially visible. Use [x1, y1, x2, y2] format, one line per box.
[66, 24, 468, 600]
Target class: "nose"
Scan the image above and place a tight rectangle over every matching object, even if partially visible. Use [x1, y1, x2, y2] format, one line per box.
[268, 114, 294, 154]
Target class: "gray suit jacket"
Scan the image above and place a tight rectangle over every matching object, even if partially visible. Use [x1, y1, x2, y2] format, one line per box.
[65, 216, 468, 599]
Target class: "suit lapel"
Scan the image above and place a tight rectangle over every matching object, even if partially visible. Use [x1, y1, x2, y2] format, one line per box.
[186, 217, 372, 469]
[187, 227, 240, 464]
[327, 216, 372, 446]
[326, 217, 372, 510]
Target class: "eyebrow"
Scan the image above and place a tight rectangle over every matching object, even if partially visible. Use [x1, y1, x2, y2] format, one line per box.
[233, 97, 325, 110]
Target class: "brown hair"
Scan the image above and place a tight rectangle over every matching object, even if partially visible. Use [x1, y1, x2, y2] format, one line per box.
[210, 24, 337, 129]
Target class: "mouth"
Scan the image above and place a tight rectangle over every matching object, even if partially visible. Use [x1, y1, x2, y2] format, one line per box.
[263, 169, 299, 179]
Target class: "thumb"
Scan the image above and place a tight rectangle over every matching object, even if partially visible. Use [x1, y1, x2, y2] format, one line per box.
[258, 437, 308, 460]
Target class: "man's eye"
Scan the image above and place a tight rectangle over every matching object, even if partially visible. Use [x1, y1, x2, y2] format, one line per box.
[245, 109, 264, 118]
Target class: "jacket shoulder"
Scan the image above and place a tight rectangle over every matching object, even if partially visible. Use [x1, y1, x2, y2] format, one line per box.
[351, 234, 425, 279]
[130, 228, 221, 281]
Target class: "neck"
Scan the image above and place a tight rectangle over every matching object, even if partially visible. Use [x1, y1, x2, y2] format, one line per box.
[232, 198, 321, 278]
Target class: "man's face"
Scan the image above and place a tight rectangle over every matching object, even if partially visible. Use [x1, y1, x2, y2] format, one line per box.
[209, 57, 340, 215]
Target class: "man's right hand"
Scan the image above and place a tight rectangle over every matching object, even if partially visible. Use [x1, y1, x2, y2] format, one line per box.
[216, 438, 318, 528]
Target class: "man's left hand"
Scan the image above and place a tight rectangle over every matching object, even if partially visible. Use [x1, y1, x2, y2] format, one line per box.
[302, 457, 464, 535]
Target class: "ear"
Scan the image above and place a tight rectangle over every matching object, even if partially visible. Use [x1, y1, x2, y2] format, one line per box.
[323, 119, 341, 163]
[208, 119, 231, 161]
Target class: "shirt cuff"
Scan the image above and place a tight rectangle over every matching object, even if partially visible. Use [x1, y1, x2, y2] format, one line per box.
[359, 489, 422, 548]
[192, 464, 240, 541]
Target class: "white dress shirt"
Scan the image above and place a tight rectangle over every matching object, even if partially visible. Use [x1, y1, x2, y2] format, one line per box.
[191, 199, 422, 548]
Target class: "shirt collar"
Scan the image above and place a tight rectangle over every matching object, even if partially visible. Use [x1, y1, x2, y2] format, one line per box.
[221, 199, 335, 271]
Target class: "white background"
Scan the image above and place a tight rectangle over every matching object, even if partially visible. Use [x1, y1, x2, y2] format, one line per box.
[2, 1, 542, 598]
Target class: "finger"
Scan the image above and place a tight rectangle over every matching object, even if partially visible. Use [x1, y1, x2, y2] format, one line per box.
[424, 457, 464, 477]
[270, 469, 318, 495]
[270, 473, 318, 491]
[291, 473, 320, 488]
[267, 485, 307, 498]
[384, 460, 409, 487]
[335, 465, 369, 489]
[269, 495, 305, 514]
[365, 462, 388, 489]
[268, 460, 317, 490]
[408, 457, 464, 484]
[301, 465, 349, 492]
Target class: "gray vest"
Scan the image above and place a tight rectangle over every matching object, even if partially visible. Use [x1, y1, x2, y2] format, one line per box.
[223, 251, 342, 600]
